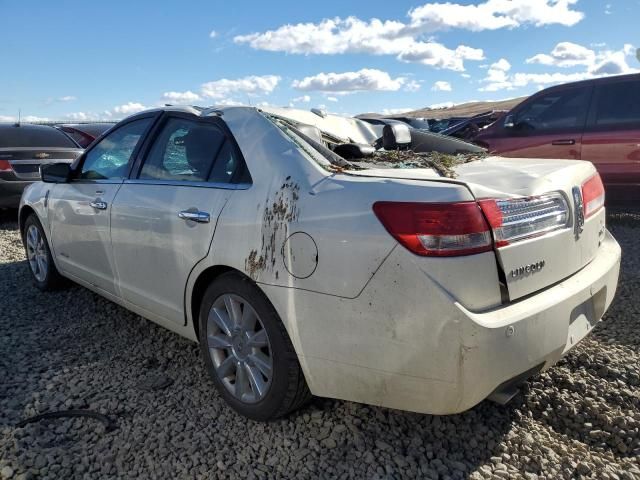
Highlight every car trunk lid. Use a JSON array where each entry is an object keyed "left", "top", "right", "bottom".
[
  {"left": 0, "top": 147, "right": 82, "bottom": 180},
  {"left": 345, "top": 156, "right": 606, "bottom": 301}
]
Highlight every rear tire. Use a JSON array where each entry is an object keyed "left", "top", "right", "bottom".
[
  {"left": 22, "top": 214, "right": 66, "bottom": 291},
  {"left": 198, "top": 272, "right": 311, "bottom": 421}
]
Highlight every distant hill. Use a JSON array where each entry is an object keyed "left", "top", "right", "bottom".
[{"left": 359, "top": 97, "right": 527, "bottom": 120}]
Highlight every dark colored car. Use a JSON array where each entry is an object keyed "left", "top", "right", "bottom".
[
  {"left": 440, "top": 110, "right": 506, "bottom": 141},
  {"left": 56, "top": 123, "right": 114, "bottom": 148},
  {"left": 428, "top": 117, "right": 468, "bottom": 133},
  {"left": 473, "top": 73, "right": 640, "bottom": 201},
  {"left": 0, "top": 123, "right": 83, "bottom": 208}
]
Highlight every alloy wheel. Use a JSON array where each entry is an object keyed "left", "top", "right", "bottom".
[
  {"left": 26, "top": 224, "right": 48, "bottom": 282},
  {"left": 207, "top": 293, "right": 273, "bottom": 403}
]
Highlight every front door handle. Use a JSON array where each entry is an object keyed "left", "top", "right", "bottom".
[
  {"left": 89, "top": 200, "right": 108, "bottom": 210},
  {"left": 178, "top": 210, "right": 210, "bottom": 223},
  {"left": 551, "top": 139, "right": 576, "bottom": 146}
]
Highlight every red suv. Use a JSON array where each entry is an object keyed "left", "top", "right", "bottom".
[{"left": 474, "top": 73, "right": 640, "bottom": 202}]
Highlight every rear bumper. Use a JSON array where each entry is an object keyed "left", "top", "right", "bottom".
[
  {"left": 454, "top": 230, "right": 620, "bottom": 411},
  {"left": 0, "top": 175, "right": 31, "bottom": 208},
  {"left": 265, "top": 230, "right": 621, "bottom": 415}
]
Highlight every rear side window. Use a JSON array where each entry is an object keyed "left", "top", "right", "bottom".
[
  {"left": 592, "top": 80, "right": 640, "bottom": 128},
  {"left": 79, "top": 118, "right": 152, "bottom": 180},
  {"left": 513, "top": 87, "right": 590, "bottom": 132},
  {"left": 139, "top": 118, "right": 232, "bottom": 183},
  {"left": 0, "top": 125, "right": 78, "bottom": 148}
]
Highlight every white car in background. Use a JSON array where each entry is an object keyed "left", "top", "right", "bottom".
[{"left": 19, "top": 106, "right": 621, "bottom": 421}]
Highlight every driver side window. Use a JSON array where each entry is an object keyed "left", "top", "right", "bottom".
[
  {"left": 79, "top": 118, "right": 152, "bottom": 180},
  {"left": 513, "top": 86, "right": 590, "bottom": 132}
]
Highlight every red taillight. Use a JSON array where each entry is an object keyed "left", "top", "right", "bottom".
[
  {"left": 372, "top": 201, "right": 493, "bottom": 257},
  {"left": 0, "top": 160, "right": 12, "bottom": 172},
  {"left": 582, "top": 173, "right": 605, "bottom": 218}
]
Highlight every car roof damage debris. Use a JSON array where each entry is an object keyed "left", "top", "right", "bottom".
[{"left": 347, "top": 150, "right": 488, "bottom": 179}]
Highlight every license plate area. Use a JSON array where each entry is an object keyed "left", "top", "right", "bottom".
[{"left": 564, "top": 286, "right": 607, "bottom": 354}]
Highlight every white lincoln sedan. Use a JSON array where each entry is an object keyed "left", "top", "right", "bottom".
[{"left": 19, "top": 106, "right": 621, "bottom": 421}]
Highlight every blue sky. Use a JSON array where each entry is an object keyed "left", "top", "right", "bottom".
[{"left": 0, "top": 0, "right": 638, "bottom": 121}]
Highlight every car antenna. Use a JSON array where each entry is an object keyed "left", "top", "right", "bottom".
[{"left": 14, "top": 109, "right": 21, "bottom": 127}]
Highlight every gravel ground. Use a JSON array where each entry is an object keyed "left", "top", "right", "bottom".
[{"left": 0, "top": 208, "right": 638, "bottom": 480}]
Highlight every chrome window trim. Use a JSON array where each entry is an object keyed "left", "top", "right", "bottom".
[
  {"left": 123, "top": 178, "right": 252, "bottom": 190},
  {"left": 70, "top": 179, "right": 125, "bottom": 185}
]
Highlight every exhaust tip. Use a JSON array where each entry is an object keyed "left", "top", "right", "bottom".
[
  {"left": 487, "top": 363, "right": 546, "bottom": 406},
  {"left": 488, "top": 386, "right": 519, "bottom": 405}
]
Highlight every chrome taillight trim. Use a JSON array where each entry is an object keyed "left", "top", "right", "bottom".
[{"left": 489, "top": 192, "right": 570, "bottom": 245}]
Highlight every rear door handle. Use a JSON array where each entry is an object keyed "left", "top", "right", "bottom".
[
  {"left": 551, "top": 139, "right": 575, "bottom": 146},
  {"left": 89, "top": 200, "right": 108, "bottom": 210},
  {"left": 178, "top": 210, "right": 210, "bottom": 223}
]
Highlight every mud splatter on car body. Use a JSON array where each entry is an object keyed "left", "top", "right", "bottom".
[{"left": 245, "top": 178, "right": 301, "bottom": 280}]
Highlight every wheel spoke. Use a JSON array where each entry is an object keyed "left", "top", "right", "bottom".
[
  {"left": 235, "top": 361, "right": 248, "bottom": 399},
  {"left": 245, "top": 363, "right": 267, "bottom": 398},
  {"left": 240, "top": 304, "right": 257, "bottom": 331},
  {"left": 209, "top": 307, "right": 233, "bottom": 336},
  {"left": 224, "top": 295, "right": 243, "bottom": 327},
  {"left": 248, "top": 351, "right": 272, "bottom": 379},
  {"left": 36, "top": 256, "right": 47, "bottom": 277},
  {"left": 216, "top": 355, "right": 235, "bottom": 378},
  {"left": 26, "top": 233, "right": 35, "bottom": 251},
  {"left": 208, "top": 333, "right": 232, "bottom": 349},
  {"left": 27, "top": 227, "right": 38, "bottom": 251},
  {"left": 247, "top": 329, "right": 268, "bottom": 348}
]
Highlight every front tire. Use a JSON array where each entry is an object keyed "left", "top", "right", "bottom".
[
  {"left": 198, "top": 272, "right": 311, "bottom": 421},
  {"left": 22, "top": 214, "right": 65, "bottom": 291}
]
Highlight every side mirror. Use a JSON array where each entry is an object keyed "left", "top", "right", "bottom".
[
  {"left": 40, "top": 162, "right": 72, "bottom": 183},
  {"left": 503, "top": 114, "right": 515, "bottom": 129}
]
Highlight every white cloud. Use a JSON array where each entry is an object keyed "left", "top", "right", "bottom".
[
  {"left": 382, "top": 108, "right": 415, "bottom": 115},
  {"left": 235, "top": 17, "right": 407, "bottom": 55},
  {"left": 397, "top": 43, "right": 484, "bottom": 71},
  {"left": 526, "top": 42, "right": 639, "bottom": 76},
  {"left": 431, "top": 80, "right": 452, "bottom": 91},
  {"left": 404, "top": 80, "right": 421, "bottom": 92},
  {"left": 211, "top": 99, "right": 245, "bottom": 106},
  {"left": 605, "top": 4, "right": 612, "bottom": 15},
  {"left": 113, "top": 102, "right": 147, "bottom": 115},
  {"left": 161, "top": 90, "right": 202, "bottom": 104},
  {"left": 326, "top": 96, "right": 338, "bottom": 102},
  {"left": 427, "top": 101, "right": 456, "bottom": 109},
  {"left": 292, "top": 68, "right": 407, "bottom": 94},
  {"left": 65, "top": 112, "right": 93, "bottom": 121},
  {"left": 209, "top": 30, "right": 218, "bottom": 38},
  {"left": 461, "top": 73, "right": 471, "bottom": 79},
  {"left": 58, "top": 96, "right": 77, "bottom": 102},
  {"left": 526, "top": 42, "right": 595, "bottom": 67},
  {"left": 234, "top": 17, "right": 484, "bottom": 71},
  {"left": 408, "top": 0, "right": 583, "bottom": 32},
  {"left": 482, "top": 43, "right": 639, "bottom": 92},
  {"left": 292, "top": 95, "right": 311, "bottom": 103},
  {"left": 234, "top": 1, "right": 582, "bottom": 70},
  {"left": 0, "top": 115, "right": 51, "bottom": 122},
  {"left": 201, "top": 75, "right": 280, "bottom": 99}
]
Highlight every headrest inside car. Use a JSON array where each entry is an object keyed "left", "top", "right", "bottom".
[
  {"left": 382, "top": 123, "right": 412, "bottom": 150},
  {"left": 332, "top": 143, "right": 375, "bottom": 159}
]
